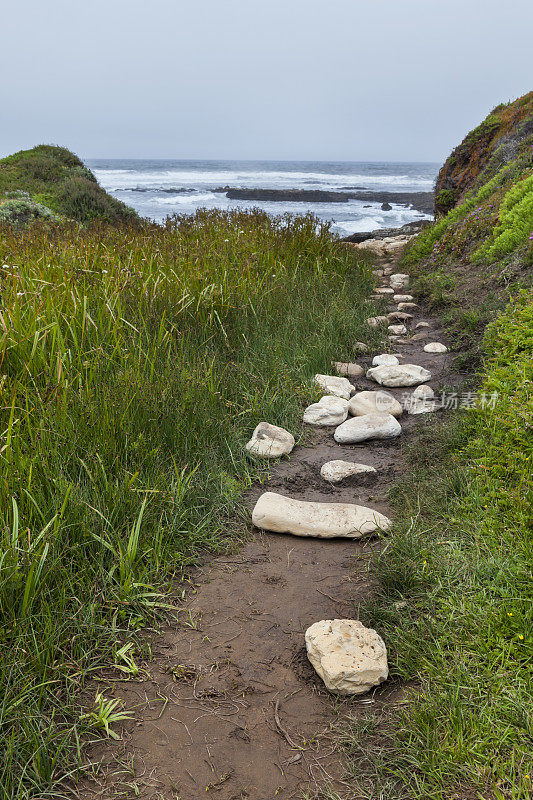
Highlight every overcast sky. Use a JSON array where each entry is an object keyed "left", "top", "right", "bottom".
[{"left": 2, "top": 0, "right": 531, "bottom": 162}]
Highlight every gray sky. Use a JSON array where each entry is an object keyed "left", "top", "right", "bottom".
[{"left": 2, "top": 0, "right": 531, "bottom": 162}]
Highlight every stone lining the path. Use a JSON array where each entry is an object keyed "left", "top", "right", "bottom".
[
  {"left": 252, "top": 492, "right": 392, "bottom": 538},
  {"left": 246, "top": 422, "right": 295, "bottom": 458}
]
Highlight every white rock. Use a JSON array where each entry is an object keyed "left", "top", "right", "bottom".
[
  {"left": 246, "top": 423, "right": 295, "bottom": 458},
  {"left": 372, "top": 269, "right": 384, "bottom": 277},
  {"left": 374, "top": 287, "right": 394, "bottom": 295},
  {"left": 366, "top": 364, "right": 431, "bottom": 387},
  {"left": 393, "top": 294, "right": 414, "bottom": 303},
  {"left": 404, "top": 391, "right": 438, "bottom": 415},
  {"left": 305, "top": 619, "right": 388, "bottom": 695},
  {"left": 334, "top": 413, "right": 401, "bottom": 443},
  {"left": 303, "top": 396, "right": 349, "bottom": 427},
  {"left": 354, "top": 341, "right": 369, "bottom": 353},
  {"left": 348, "top": 390, "right": 403, "bottom": 418},
  {"left": 415, "top": 321, "right": 431, "bottom": 329},
  {"left": 423, "top": 342, "right": 448, "bottom": 353},
  {"left": 366, "top": 316, "right": 389, "bottom": 328},
  {"left": 388, "top": 324, "right": 407, "bottom": 335},
  {"left": 372, "top": 354, "right": 399, "bottom": 367},
  {"left": 389, "top": 273, "right": 410, "bottom": 291},
  {"left": 413, "top": 384, "right": 435, "bottom": 400},
  {"left": 398, "top": 302, "right": 419, "bottom": 311},
  {"left": 387, "top": 312, "right": 413, "bottom": 323},
  {"left": 320, "top": 460, "right": 377, "bottom": 484},
  {"left": 252, "top": 492, "right": 391, "bottom": 538},
  {"left": 332, "top": 361, "right": 364, "bottom": 378},
  {"left": 314, "top": 374, "right": 352, "bottom": 400}
]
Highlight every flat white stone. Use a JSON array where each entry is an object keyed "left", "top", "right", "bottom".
[
  {"left": 423, "top": 342, "right": 448, "bottom": 353},
  {"left": 314, "top": 374, "right": 352, "bottom": 400},
  {"left": 332, "top": 361, "right": 364, "bottom": 378},
  {"left": 398, "top": 302, "right": 419, "bottom": 311},
  {"left": 334, "top": 413, "right": 401, "bottom": 443},
  {"left": 320, "top": 460, "right": 377, "bottom": 484},
  {"left": 389, "top": 273, "right": 409, "bottom": 291},
  {"left": 372, "top": 269, "right": 384, "bottom": 277},
  {"left": 303, "top": 396, "right": 349, "bottom": 427},
  {"left": 372, "top": 354, "right": 399, "bottom": 367},
  {"left": 415, "top": 321, "right": 431, "bottom": 329},
  {"left": 366, "top": 363, "right": 431, "bottom": 387},
  {"left": 348, "top": 391, "right": 403, "bottom": 418},
  {"left": 388, "top": 324, "right": 407, "bottom": 335},
  {"left": 374, "top": 287, "right": 394, "bottom": 295},
  {"left": 252, "top": 492, "right": 391, "bottom": 538},
  {"left": 387, "top": 312, "right": 413, "bottom": 323},
  {"left": 305, "top": 619, "right": 388, "bottom": 695},
  {"left": 366, "top": 316, "right": 389, "bottom": 328},
  {"left": 246, "top": 423, "right": 295, "bottom": 458},
  {"left": 393, "top": 294, "right": 414, "bottom": 303}
]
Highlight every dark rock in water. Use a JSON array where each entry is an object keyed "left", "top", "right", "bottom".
[
  {"left": 217, "top": 187, "right": 435, "bottom": 214},
  {"left": 363, "top": 204, "right": 371, "bottom": 208},
  {"left": 341, "top": 219, "right": 432, "bottom": 244},
  {"left": 381, "top": 202, "right": 392, "bottom": 211}
]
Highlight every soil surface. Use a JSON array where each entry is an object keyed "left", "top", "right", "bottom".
[{"left": 77, "top": 252, "right": 459, "bottom": 800}]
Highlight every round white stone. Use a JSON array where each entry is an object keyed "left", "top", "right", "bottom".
[
  {"left": 320, "top": 460, "right": 377, "bottom": 484},
  {"left": 314, "top": 374, "right": 353, "bottom": 400},
  {"left": 252, "top": 492, "right": 391, "bottom": 538},
  {"left": 332, "top": 361, "right": 364, "bottom": 378},
  {"left": 303, "top": 396, "right": 349, "bottom": 427},
  {"left": 393, "top": 294, "right": 414, "bottom": 303},
  {"left": 245, "top": 423, "right": 295, "bottom": 458},
  {"left": 372, "top": 354, "right": 400, "bottom": 367},
  {"left": 388, "top": 324, "right": 407, "bottom": 335},
  {"left": 366, "top": 364, "right": 431, "bottom": 387},
  {"left": 389, "top": 273, "right": 410, "bottom": 291},
  {"left": 423, "top": 342, "right": 448, "bottom": 353},
  {"left": 334, "top": 413, "right": 401, "bottom": 443},
  {"left": 348, "top": 390, "right": 403, "bottom": 418},
  {"left": 305, "top": 619, "right": 388, "bottom": 695}
]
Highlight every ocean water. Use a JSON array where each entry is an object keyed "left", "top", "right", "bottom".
[{"left": 88, "top": 159, "right": 439, "bottom": 236}]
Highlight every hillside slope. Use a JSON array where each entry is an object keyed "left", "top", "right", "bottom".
[{"left": 0, "top": 145, "right": 139, "bottom": 224}]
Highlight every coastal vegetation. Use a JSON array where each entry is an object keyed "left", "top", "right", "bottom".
[
  {"left": 0, "top": 145, "right": 139, "bottom": 224},
  {"left": 347, "top": 92, "right": 533, "bottom": 800},
  {"left": 0, "top": 204, "right": 377, "bottom": 798}
]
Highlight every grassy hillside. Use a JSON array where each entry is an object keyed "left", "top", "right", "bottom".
[
  {"left": 344, "top": 93, "right": 533, "bottom": 800},
  {"left": 0, "top": 208, "right": 380, "bottom": 798},
  {"left": 0, "top": 145, "right": 139, "bottom": 224}
]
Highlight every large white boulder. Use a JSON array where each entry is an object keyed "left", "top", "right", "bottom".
[
  {"left": 305, "top": 619, "right": 388, "bottom": 695},
  {"left": 245, "top": 423, "right": 295, "bottom": 458},
  {"left": 314, "top": 374, "right": 352, "bottom": 400},
  {"left": 372, "top": 354, "right": 399, "bottom": 367},
  {"left": 320, "top": 460, "right": 377, "bottom": 484},
  {"left": 334, "top": 413, "right": 401, "bottom": 443},
  {"left": 366, "top": 364, "right": 431, "bottom": 387},
  {"left": 348, "top": 390, "right": 403, "bottom": 418},
  {"left": 423, "top": 342, "right": 448, "bottom": 353},
  {"left": 332, "top": 361, "right": 364, "bottom": 378},
  {"left": 303, "top": 396, "right": 349, "bottom": 427},
  {"left": 252, "top": 492, "right": 391, "bottom": 538},
  {"left": 389, "top": 273, "right": 410, "bottom": 291}
]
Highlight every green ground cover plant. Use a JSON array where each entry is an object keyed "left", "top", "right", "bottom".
[{"left": 0, "top": 208, "right": 380, "bottom": 799}]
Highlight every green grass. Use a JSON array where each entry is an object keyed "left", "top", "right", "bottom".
[
  {"left": 344, "top": 291, "right": 533, "bottom": 800},
  {"left": 0, "top": 207, "right": 382, "bottom": 799},
  {"left": 0, "top": 145, "right": 139, "bottom": 224}
]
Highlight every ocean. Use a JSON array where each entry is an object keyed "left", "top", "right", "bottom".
[{"left": 88, "top": 159, "right": 439, "bottom": 237}]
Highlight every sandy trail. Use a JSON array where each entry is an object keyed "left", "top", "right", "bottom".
[{"left": 80, "top": 254, "right": 455, "bottom": 800}]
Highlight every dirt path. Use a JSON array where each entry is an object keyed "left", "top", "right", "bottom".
[{"left": 80, "top": 252, "right": 456, "bottom": 800}]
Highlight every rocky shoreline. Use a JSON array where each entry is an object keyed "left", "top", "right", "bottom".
[{"left": 213, "top": 187, "right": 435, "bottom": 214}]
